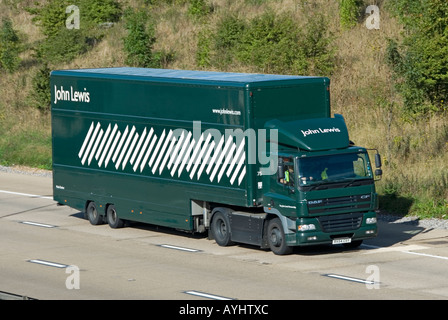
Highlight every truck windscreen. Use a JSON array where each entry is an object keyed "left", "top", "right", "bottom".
[{"left": 297, "top": 152, "right": 372, "bottom": 186}]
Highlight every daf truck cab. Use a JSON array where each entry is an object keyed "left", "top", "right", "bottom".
[{"left": 260, "top": 117, "right": 381, "bottom": 254}]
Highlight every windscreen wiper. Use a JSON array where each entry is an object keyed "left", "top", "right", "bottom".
[
  {"left": 343, "top": 178, "right": 368, "bottom": 188},
  {"left": 308, "top": 181, "right": 328, "bottom": 191}
]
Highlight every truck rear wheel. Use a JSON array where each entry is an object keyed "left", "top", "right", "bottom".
[
  {"left": 106, "top": 205, "right": 124, "bottom": 229},
  {"left": 211, "top": 210, "right": 233, "bottom": 247},
  {"left": 86, "top": 201, "right": 103, "bottom": 225},
  {"left": 267, "top": 218, "right": 293, "bottom": 255}
]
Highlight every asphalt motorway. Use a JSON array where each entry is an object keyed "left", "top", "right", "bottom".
[{"left": 1, "top": 169, "right": 448, "bottom": 302}]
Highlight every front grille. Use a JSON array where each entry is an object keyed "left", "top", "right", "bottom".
[
  {"left": 318, "top": 212, "right": 363, "bottom": 233},
  {"left": 307, "top": 194, "right": 371, "bottom": 214}
]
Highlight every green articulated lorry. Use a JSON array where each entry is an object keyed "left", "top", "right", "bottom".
[{"left": 51, "top": 67, "right": 382, "bottom": 255}]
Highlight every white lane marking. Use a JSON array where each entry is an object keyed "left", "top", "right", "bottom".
[
  {"left": 403, "top": 251, "right": 448, "bottom": 261},
  {"left": 21, "top": 221, "right": 57, "bottom": 228},
  {"left": 0, "top": 190, "right": 53, "bottom": 200},
  {"left": 362, "top": 243, "right": 448, "bottom": 260},
  {"left": 361, "top": 244, "right": 428, "bottom": 254},
  {"left": 184, "top": 290, "right": 233, "bottom": 300},
  {"left": 325, "top": 274, "right": 376, "bottom": 285},
  {"left": 28, "top": 259, "right": 69, "bottom": 268},
  {"left": 159, "top": 244, "right": 201, "bottom": 253}
]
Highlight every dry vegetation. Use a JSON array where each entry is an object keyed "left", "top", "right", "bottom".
[{"left": 0, "top": 0, "right": 447, "bottom": 218}]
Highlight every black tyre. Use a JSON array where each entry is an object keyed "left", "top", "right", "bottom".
[
  {"left": 86, "top": 201, "right": 103, "bottom": 225},
  {"left": 267, "top": 218, "right": 293, "bottom": 255},
  {"left": 211, "top": 210, "right": 233, "bottom": 247},
  {"left": 106, "top": 205, "right": 124, "bottom": 229}
]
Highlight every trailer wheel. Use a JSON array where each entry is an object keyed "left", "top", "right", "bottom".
[
  {"left": 86, "top": 201, "right": 103, "bottom": 225},
  {"left": 106, "top": 205, "right": 124, "bottom": 229},
  {"left": 211, "top": 210, "right": 233, "bottom": 247},
  {"left": 267, "top": 218, "right": 293, "bottom": 255}
]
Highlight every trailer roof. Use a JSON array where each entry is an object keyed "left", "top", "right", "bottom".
[{"left": 51, "top": 67, "right": 326, "bottom": 87}]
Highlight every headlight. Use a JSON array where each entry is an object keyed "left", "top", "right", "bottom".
[
  {"left": 366, "top": 217, "right": 377, "bottom": 224},
  {"left": 298, "top": 224, "right": 316, "bottom": 231}
]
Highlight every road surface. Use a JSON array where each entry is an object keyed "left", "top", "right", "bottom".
[{"left": 1, "top": 169, "right": 448, "bottom": 303}]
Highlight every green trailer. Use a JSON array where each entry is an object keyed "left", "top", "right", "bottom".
[{"left": 51, "top": 67, "right": 381, "bottom": 255}]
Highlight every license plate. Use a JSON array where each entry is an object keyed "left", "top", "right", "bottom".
[{"left": 332, "top": 238, "right": 351, "bottom": 245}]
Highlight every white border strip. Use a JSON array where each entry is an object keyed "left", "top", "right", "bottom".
[
  {"left": 184, "top": 290, "right": 233, "bottom": 300},
  {"left": 0, "top": 190, "right": 52, "bottom": 200}
]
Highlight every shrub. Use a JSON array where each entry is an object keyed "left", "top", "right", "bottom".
[
  {"left": 0, "top": 18, "right": 21, "bottom": 73},
  {"left": 123, "top": 9, "right": 159, "bottom": 68},
  {"left": 36, "top": 28, "right": 90, "bottom": 64},
  {"left": 213, "top": 14, "right": 246, "bottom": 67},
  {"left": 123, "top": 9, "right": 174, "bottom": 68},
  {"left": 29, "top": 64, "right": 51, "bottom": 111},
  {"left": 188, "top": 0, "right": 211, "bottom": 20},
  {"left": 338, "top": 0, "right": 362, "bottom": 29},
  {"left": 80, "top": 0, "right": 122, "bottom": 25},
  {"left": 237, "top": 11, "right": 303, "bottom": 74},
  {"left": 386, "top": 0, "right": 448, "bottom": 115},
  {"left": 27, "top": 0, "right": 122, "bottom": 37},
  {"left": 196, "top": 28, "right": 211, "bottom": 68},
  {"left": 302, "top": 14, "right": 335, "bottom": 76},
  {"left": 212, "top": 11, "right": 335, "bottom": 75},
  {"left": 27, "top": 0, "right": 122, "bottom": 65}
]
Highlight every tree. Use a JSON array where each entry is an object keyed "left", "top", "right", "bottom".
[
  {"left": 0, "top": 18, "right": 21, "bottom": 73},
  {"left": 386, "top": 0, "right": 448, "bottom": 114},
  {"left": 27, "top": 0, "right": 122, "bottom": 65},
  {"left": 123, "top": 9, "right": 174, "bottom": 68},
  {"left": 123, "top": 9, "right": 157, "bottom": 68}
]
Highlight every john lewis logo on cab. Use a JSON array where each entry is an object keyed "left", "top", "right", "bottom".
[{"left": 54, "top": 85, "right": 90, "bottom": 104}]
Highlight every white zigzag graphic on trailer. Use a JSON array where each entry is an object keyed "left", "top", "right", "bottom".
[{"left": 78, "top": 121, "right": 246, "bottom": 186}]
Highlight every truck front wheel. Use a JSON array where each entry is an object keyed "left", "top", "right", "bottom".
[
  {"left": 267, "top": 218, "right": 293, "bottom": 255},
  {"left": 211, "top": 210, "right": 233, "bottom": 247}
]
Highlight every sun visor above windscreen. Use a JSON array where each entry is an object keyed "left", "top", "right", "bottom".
[{"left": 265, "top": 114, "right": 350, "bottom": 151}]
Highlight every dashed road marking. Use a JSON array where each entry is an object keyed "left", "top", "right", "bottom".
[
  {"left": 159, "top": 244, "right": 201, "bottom": 253},
  {"left": 403, "top": 251, "right": 448, "bottom": 261},
  {"left": 27, "top": 259, "right": 69, "bottom": 268},
  {"left": 361, "top": 244, "right": 428, "bottom": 254},
  {"left": 184, "top": 290, "right": 233, "bottom": 300},
  {"left": 324, "top": 274, "right": 377, "bottom": 286},
  {"left": 0, "top": 189, "right": 53, "bottom": 200},
  {"left": 21, "top": 221, "right": 57, "bottom": 228}
]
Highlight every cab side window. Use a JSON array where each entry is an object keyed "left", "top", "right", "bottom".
[{"left": 278, "top": 157, "right": 294, "bottom": 187}]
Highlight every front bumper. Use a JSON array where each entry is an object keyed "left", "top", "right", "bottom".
[{"left": 285, "top": 211, "right": 378, "bottom": 247}]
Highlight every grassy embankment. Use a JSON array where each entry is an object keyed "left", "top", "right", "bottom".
[{"left": 0, "top": 0, "right": 447, "bottom": 218}]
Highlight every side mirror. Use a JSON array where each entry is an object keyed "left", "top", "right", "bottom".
[
  {"left": 278, "top": 165, "right": 285, "bottom": 180},
  {"left": 375, "top": 153, "right": 382, "bottom": 168},
  {"left": 374, "top": 153, "right": 382, "bottom": 179}
]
